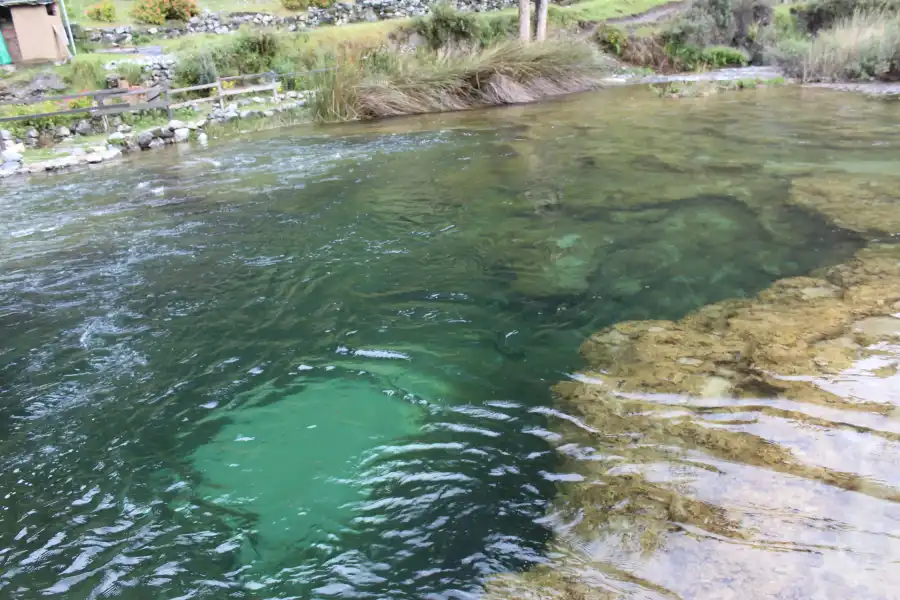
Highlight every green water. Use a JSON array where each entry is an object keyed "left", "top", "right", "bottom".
[{"left": 0, "top": 86, "right": 894, "bottom": 598}]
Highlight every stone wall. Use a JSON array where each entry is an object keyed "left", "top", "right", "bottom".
[{"left": 78, "top": 0, "right": 520, "bottom": 46}]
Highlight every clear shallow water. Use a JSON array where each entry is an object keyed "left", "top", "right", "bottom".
[{"left": 0, "top": 86, "right": 895, "bottom": 599}]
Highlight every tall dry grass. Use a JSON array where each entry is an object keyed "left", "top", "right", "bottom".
[
  {"left": 310, "top": 40, "right": 608, "bottom": 122},
  {"left": 779, "top": 11, "right": 900, "bottom": 80}
]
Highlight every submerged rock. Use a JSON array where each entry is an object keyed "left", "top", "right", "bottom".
[
  {"left": 790, "top": 175, "right": 900, "bottom": 236},
  {"left": 485, "top": 244, "right": 900, "bottom": 599}
]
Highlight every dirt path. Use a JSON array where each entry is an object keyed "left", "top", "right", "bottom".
[
  {"left": 580, "top": 0, "right": 688, "bottom": 41},
  {"left": 603, "top": 0, "right": 689, "bottom": 26}
]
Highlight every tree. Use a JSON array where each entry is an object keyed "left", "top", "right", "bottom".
[
  {"left": 535, "top": 0, "right": 548, "bottom": 41},
  {"left": 518, "top": 0, "right": 531, "bottom": 41}
]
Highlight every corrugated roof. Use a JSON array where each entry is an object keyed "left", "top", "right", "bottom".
[{"left": 0, "top": 0, "right": 57, "bottom": 6}]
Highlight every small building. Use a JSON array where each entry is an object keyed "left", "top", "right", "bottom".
[{"left": 0, "top": 0, "right": 71, "bottom": 65}]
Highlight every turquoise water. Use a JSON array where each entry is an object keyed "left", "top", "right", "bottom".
[{"left": 0, "top": 86, "right": 891, "bottom": 598}]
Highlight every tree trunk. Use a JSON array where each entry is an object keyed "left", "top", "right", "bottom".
[
  {"left": 535, "top": 0, "right": 548, "bottom": 41},
  {"left": 518, "top": 0, "right": 531, "bottom": 42}
]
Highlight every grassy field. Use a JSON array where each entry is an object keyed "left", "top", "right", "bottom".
[
  {"left": 67, "top": 0, "right": 672, "bottom": 27},
  {"left": 65, "top": 0, "right": 291, "bottom": 27}
]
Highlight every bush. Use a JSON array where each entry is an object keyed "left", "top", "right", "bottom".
[
  {"left": 310, "top": 0, "right": 334, "bottom": 7},
  {"left": 413, "top": 3, "right": 482, "bottom": 50},
  {"left": 63, "top": 59, "right": 107, "bottom": 90},
  {"left": 700, "top": 44, "right": 750, "bottom": 65},
  {"left": 118, "top": 62, "right": 146, "bottom": 86},
  {"left": 778, "top": 11, "right": 900, "bottom": 80},
  {"left": 174, "top": 49, "right": 219, "bottom": 88},
  {"left": 412, "top": 4, "right": 516, "bottom": 51},
  {"left": 666, "top": 0, "right": 773, "bottom": 52},
  {"left": 596, "top": 25, "right": 628, "bottom": 56},
  {"left": 132, "top": 0, "right": 199, "bottom": 25},
  {"left": 86, "top": 0, "right": 116, "bottom": 22},
  {"left": 280, "top": 0, "right": 308, "bottom": 10},
  {"left": 793, "top": 0, "right": 900, "bottom": 32},
  {"left": 224, "top": 29, "right": 282, "bottom": 73},
  {"left": 175, "top": 29, "right": 283, "bottom": 82}
]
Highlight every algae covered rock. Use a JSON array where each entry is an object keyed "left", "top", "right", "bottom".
[
  {"left": 484, "top": 244, "right": 900, "bottom": 600},
  {"left": 790, "top": 175, "right": 900, "bottom": 236}
]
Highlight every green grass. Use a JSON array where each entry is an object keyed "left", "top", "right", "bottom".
[
  {"left": 68, "top": 0, "right": 292, "bottom": 26},
  {"left": 557, "top": 0, "right": 672, "bottom": 21},
  {"left": 70, "top": 0, "right": 671, "bottom": 27}
]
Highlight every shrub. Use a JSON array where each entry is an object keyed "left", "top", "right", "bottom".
[
  {"left": 174, "top": 50, "right": 218, "bottom": 88},
  {"left": 778, "top": 11, "right": 900, "bottom": 80},
  {"left": 666, "top": 0, "right": 773, "bottom": 52},
  {"left": 224, "top": 29, "right": 282, "bottom": 73},
  {"left": 310, "top": 0, "right": 334, "bottom": 7},
  {"left": 86, "top": 0, "right": 116, "bottom": 22},
  {"left": 699, "top": 44, "right": 750, "bottom": 66},
  {"left": 596, "top": 25, "right": 628, "bottom": 56},
  {"left": 132, "top": 0, "right": 199, "bottom": 25},
  {"left": 118, "top": 62, "right": 146, "bottom": 86},
  {"left": 413, "top": 3, "right": 482, "bottom": 50},
  {"left": 280, "top": 0, "right": 308, "bottom": 10},
  {"left": 68, "top": 96, "right": 93, "bottom": 110},
  {"left": 411, "top": 4, "right": 516, "bottom": 50},
  {"left": 176, "top": 29, "right": 283, "bottom": 79},
  {"left": 64, "top": 59, "right": 107, "bottom": 90},
  {"left": 793, "top": 0, "right": 900, "bottom": 32}
]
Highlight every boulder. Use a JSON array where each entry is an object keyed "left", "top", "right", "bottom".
[
  {"left": 75, "top": 120, "right": 94, "bottom": 136},
  {"left": 197, "top": 132, "right": 208, "bottom": 145},
  {"left": 1, "top": 149, "right": 23, "bottom": 164},
  {"left": 157, "top": 127, "right": 174, "bottom": 139},
  {"left": 54, "top": 126, "right": 72, "bottom": 140},
  {"left": 0, "top": 162, "right": 19, "bottom": 178},
  {"left": 108, "top": 132, "right": 126, "bottom": 144},
  {"left": 167, "top": 119, "right": 187, "bottom": 131},
  {"left": 85, "top": 153, "right": 103, "bottom": 164},
  {"left": 137, "top": 131, "right": 155, "bottom": 149},
  {"left": 25, "top": 128, "right": 38, "bottom": 139},
  {"left": 173, "top": 128, "right": 190, "bottom": 143},
  {"left": 148, "top": 137, "right": 165, "bottom": 149},
  {"left": 102, "top": 147, "right": 122, "bottom": 161},
  {"left": 0, "top": 129, "right": 12, "bottom": 141},
  {"left": 117, "top": 124, "right": 133, "bottom": 134}
]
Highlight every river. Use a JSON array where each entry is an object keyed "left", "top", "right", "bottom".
[{"left": 1, "top": 85, "right": 898, "bottom": 599}]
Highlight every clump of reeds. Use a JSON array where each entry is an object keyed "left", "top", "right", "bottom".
[{"left": 309, "top": 39, "right": 608, "bottom": 122}]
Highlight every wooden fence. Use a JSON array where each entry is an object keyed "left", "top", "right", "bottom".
[{"left": 0, "top": 68, "right": 332, "bottom": 151}]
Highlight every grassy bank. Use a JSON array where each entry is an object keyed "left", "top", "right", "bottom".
[
  {"left": 776, "top": 9, "right": 900, "bottom": 81},
  {"left": 308, "top": 39, "right": 608, "bottom": 122}
]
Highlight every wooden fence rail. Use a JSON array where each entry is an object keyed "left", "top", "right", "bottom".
[{"left": 0, "top": 67, "right": 333, "bottom": 150}]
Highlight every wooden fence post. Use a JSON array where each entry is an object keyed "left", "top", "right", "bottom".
[
  {"left": 98, "top": 96, "right": 109, "bottom": 133},
  {"left": 270, "top": 72, "right": 279, "bottom": 102},
  {"left": 217, "top": 78, "right": 225, "bottom": 110},
  {"left": 164, "top": 83, "right": 173, "bottom": 121}
]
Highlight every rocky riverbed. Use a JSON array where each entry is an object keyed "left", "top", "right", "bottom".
[{"left": 482, "top": 164, "right": 900, "bottom": 598}]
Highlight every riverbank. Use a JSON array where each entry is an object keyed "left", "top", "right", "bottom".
[{"left": 9, "top": 61, "right": 900, "bottom": 181}]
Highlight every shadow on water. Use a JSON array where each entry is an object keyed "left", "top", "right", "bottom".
[{"left": 0, "top": 86, "right": 894, "bottom": 599}]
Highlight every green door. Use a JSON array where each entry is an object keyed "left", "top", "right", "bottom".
[{"left": 0, "top": 33, "right": 11, "bottom": 65}]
